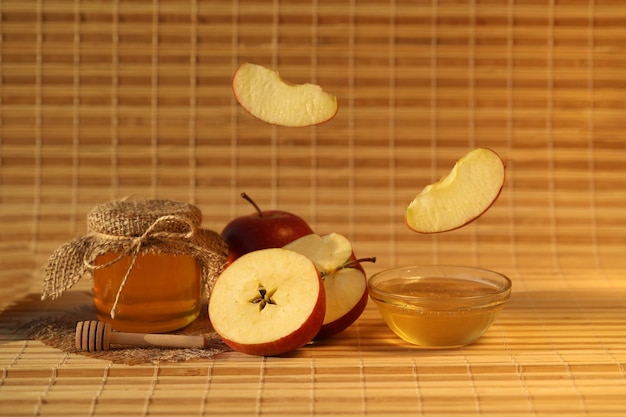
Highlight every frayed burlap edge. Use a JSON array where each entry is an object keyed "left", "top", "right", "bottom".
[{"left": 14, "top": 302, "right": 231, "bottom": 365}]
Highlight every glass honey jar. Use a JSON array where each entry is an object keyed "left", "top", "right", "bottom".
[
  {"left": 43, "top": 199, "right": 228, "bottom": 334},
  {"left": 92, "top": 251, "right": 202, "bottom": 333}
]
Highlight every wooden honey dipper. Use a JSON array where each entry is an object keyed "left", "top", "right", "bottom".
[{"left": 75, "top": 320, "right": 208, "bottom": 352}]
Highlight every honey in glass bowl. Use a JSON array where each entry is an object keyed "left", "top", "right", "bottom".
[{"left": 368, "top": 265, "right": 511, "bottom": 348}]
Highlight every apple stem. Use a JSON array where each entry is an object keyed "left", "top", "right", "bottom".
[
  {"left": 342, "top": 257, "right": 377, "bottom": 270},
  {"left": 320, "top": 256, "right": 377, "bottom": 280},
  {"left": 241, "top": 192, "right": 263, "bottom": 218}
]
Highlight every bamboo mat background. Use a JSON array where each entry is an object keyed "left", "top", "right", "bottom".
[{"left": 1, "top": 0, "right": 626, "bottom": 416}]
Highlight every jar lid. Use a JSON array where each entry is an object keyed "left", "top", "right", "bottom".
[{"left": 87, "top": 199, "right": 202, "bottom": 237}]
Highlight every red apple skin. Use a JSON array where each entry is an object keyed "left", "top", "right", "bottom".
[
  {"left": 222, "top": 209, "right": 314, "bottom": 262},
  {"left": 316, "top": 289, "right": 367, "bottom": 339},
  {"left": 315, "top": 255, "right": 368, "bottom": 339},
  {"left": 216, "top": 273, "right": 326, "bottom": 356}
]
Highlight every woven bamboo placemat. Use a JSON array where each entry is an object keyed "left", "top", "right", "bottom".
[
  {"left": 2, "top": 267, "right": 626, "bottom": 416},
  {"left": 2, "top": 0, "right": 626, "bottom": 415}
]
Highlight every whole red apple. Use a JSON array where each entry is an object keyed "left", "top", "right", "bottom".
[{"left": 221, "top": 193, "right": 314, "bottom": 262}]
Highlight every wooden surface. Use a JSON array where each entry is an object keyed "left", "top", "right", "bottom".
[{"left": 2, "top": 0, "right": 626, "bottom": 415}]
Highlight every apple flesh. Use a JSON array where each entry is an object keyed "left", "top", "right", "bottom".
[
  {"left": 283, "top": 233, "right": 375, "bottom": 339},
  {"left": 232, "top": 62, "right": 338, "bottom": 127},
  {"left": 208, "top": 248, "right": 325, "bottom": 356},
  {"left": 221, "top": 193, "right": 314, "bottom": 262},
  {"left": 406, "top": 147, "right": 505, "bottom": 234}
]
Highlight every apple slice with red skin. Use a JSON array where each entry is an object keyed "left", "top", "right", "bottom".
[
  {"left": 283, "top": 233, "right": 375, "bottom": 339},
  {"left": 406, "top": 147, "right": 506, "bottom": 234},
  {"left": 208, "top": 248, "right": 325, "bottom": 356},
  {"left": 221, "top": 193, "right": 314, "bottom": 263},
  {"left": 232, "top": 62, "right": 338, "bottom": 127}
]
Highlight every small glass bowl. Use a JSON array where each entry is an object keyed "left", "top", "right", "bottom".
[{"left": 368, "top": 265, "right": 511, "bottom": 348}]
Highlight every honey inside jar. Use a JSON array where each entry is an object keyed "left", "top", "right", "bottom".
[
  {"left": 93, "top": 252, "right": 201, "bottom": 333},
  {"left": 370, "top": 275, "right": 509, "bottom": 348}
]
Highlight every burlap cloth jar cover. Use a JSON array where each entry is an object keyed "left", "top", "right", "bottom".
[
  {"left": 32, "top": 199, "right": 231, "bottom": 363},
  {"left": 42, "top": 199, "right": 228, "bottom": 303}
]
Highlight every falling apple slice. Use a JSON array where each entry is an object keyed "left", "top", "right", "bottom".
[
  {"left": 284, "top": 233, "right": 374, "bottom": 339},
  {"left": 232, "top": 63, "right": 338, "bottom": 127},
  {"left": 406, "top": 147, "right": 505, "bottom": 233}
]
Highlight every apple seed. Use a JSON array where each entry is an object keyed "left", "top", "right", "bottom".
[{"left": 250, "top": 286, "right": 277, "bottom": 311}]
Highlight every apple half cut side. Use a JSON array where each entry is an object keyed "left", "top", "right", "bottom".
[
  {"left": 208, "top": 248, "right": 325, "bottom": 356},
  {"left": 232, "top": 63, "right": 338, "bottom": 127},
  {"left": 405, "top": 147, "right": 506, "bottom": 234},
  {"left": 283, "top": 233, "right": 373, "bottom": 339}
]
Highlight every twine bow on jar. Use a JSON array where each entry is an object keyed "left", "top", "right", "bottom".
[{"left": 42, "top": 199, "right": 229, "bottom": 317}]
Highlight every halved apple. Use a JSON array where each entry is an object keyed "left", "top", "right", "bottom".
[
  {"left": 283, "top": 233, "right": 374, "bottom": 339},
  {"left": 406, "top": 147, "right": 505, "bottom": 233},
  {"left": 232, "top": 62, "right": 338, "bottom": 127},
  {"left": 208, "top": 248, "right": 325, "bottom": 356}
]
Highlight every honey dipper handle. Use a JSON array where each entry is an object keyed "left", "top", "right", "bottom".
[
  {"left": 75, "top": 320, "right": 206, "bottom": 351},
  {"left": 109, "top": 330, "right": 206, "bottom": 349}
]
